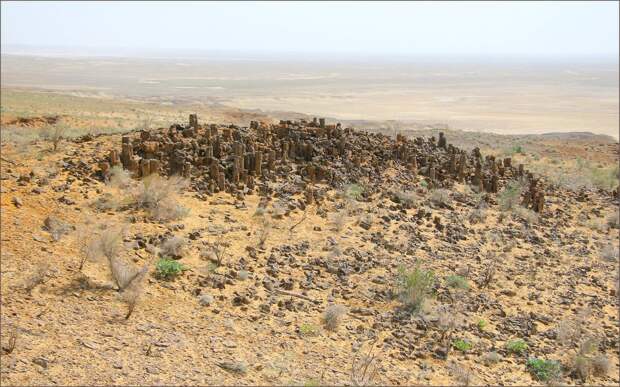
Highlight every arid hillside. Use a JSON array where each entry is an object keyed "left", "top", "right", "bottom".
[{"left": 0, "top": 110, "right": 618, "bottom": 386}]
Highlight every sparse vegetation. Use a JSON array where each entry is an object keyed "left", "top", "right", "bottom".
[
  {"left": 155, "top": 258, "right": 186, "bottom": 280},
  {"left": 134, "top": 174, "right": 189, "bottom": 221},
  {"left": 200, "top": 240, "right": 231, "bottom": 266},
  {"left": 453, "top": 339, "right": 472, "bottom": 352},
  {"left": 498, "top": 179, "right": 524, "bottom": 211},
  {"left": 600, "top": 243, "right": 618, "bottom": 262},
  {"left": 22, "top": 262, "right": 51, "bottom": 293},
  {"left": 256, "top": 215, "right": 272, "bottom": 248},
  {"left": 330, "top": 210, "right": 347, "bottom": 232},
  {"left": 393, "top": 190, "right": 417, "bottom": 207},
  {"left": 446, "top": 275, "right": 469, "bottom": 290},
  {"left": 108, "top": 165, "right": 132, "bottom": 188},
  {"left": 322, "top": 304, "right": 346, "bottom": 331},
  {"left": 159, "top": 236, "right": 186, "bottom": 259},
  {"left": 482, "top": 351, "right": 501, "bottom": 366},
  {"left": 429, "top": 189, "right": 452, "bottom": 207},
  {"left": 527, "top": 358, "right": 562, "bottom": 382},
  {"left": 506, "top": 339, "right": 528, "bottom": 354},
  {"left": 299, "top": 323, "right": 319, "bottom": 336},
  {"left": 396, "top": 265, "right": 435, "bottom": 313},
  {"left": 350, "top": 343, "right": 380, "bottom": 386},
  {"left": 40, "top": 123, "right": 67, "bottom": 151}
]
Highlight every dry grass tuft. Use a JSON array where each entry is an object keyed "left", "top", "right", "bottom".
[
  {"left": 134, "top": 174, "right": 189, "bottom": 221},
  {"left": 323, "top": 304, "right": 347, "bottom": 331}
]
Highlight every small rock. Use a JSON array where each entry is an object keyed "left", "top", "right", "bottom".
[
  {"left": 199, "top": 294, "right": 214, "bottom": 306},
  {"left": 12, "top": 197, "right": 22, "bottom": 208},
  {"left": 32, "top": 357, "right": 48, "bottom": 368}
]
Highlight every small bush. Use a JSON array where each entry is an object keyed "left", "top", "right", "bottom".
[
  {"left": 322, "top": 304, "right": 346, "bottom": 331},
  {"left": 159, "top": 236, "right": 186, "bottom": 259},
  {"left": 526, "top": 358, "right": 561, "bottom": 382},
  {"left": 345, "top": 184, "right": 364, "bottom": 201},
  {"left": 591, "top": 354, "right": 611, "bottom": 376},
  {"left": 108, "top": 166, "right": 132, "bottom": 189},
  {"left": 448, "top": 362, "right": 474, "bottom": 386},
  {"left": 506, "top": 339, "right": 528, "bottom": 354},
  {"left": 394, "top": 190, "right": 417, "bottom": 207},
  {"left": 299, "top": 323, "right": 319, "bottom": 336},
  {"left": 453, "top": 339, "right": 472, "bottom": 352},
  {"left": 396, "top": 265, "right": 435, "bottom": 313},
  {"left": 256, "top": 215, "right": 272, "bottom": 248},
  {"left": 155, "top": 258, "right": 186, "bottom": 280},
  {"left": 482, "top": 351, "right": 501, "bottom": 366},
  {"left": 446, "top": 275, "right": 469, "bottom": 290},
  {"left": 498, "top": 180, "right": 524, "bottom": 211},
  {"left": 40, "top": 124, "right": 67, "bottom": 151},
  {"left": 119, "top": 265, "right": 148, "bottom": 319},
  {"left": 468, "top": 207, "right": 487, "bottom": 224},
  {"left": 477, "top": 319, "right": 487, "bottom": 331},
  {"left": 22, "top": 262, "right": 51, "bottom": 293},
  {"left": 601, "top": 243, "right": 618, "bottom": 262},
  {"left": 330, "top": 210, "right": 347, "bottom": 232},
  {"left": 513, "top": 207, "right": 539, "bottom": 225},
  {"left": 134, "top": 175, "right": 189, "bottom": 221},
  {"left": 429, "top": 189, "right": 452, "bottom": 207}
]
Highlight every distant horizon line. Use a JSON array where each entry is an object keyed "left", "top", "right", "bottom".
[{"left": 2, "top": 44, "right": 618, "bottom": 63}]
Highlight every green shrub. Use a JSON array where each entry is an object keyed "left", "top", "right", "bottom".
[
  {"left": 396, "top": 265, "right": 435, "bottom": 313},
  {"left": 453, "top": 339, "right": 472, "bottom": 352},
  {"left": 345, "top": 184, "right": 364, "bottom": 200},
  {"left": 299, "top": 323, "right": 319, "bottom": 336},
  {"left": 498, "top": 180, "right": 524, "bottom": 211},
  {"left": 526, "top": 358, "right": 561, "bottom": 382},
  {"left": 446, "top": 275, "right": 469, "bottom": 290},
  {"left": 155, "top": 258, "right": 186, "bottom": 280},
  {"left": 477, "top": 319, "right": 487, "bottom": 331},
  {"left": 506, "top": 339, "right": 528, "bottom": 354}
]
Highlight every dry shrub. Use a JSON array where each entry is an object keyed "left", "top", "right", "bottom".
[
  {"left": 134, "top": 174, "right": 189, "bottom": 221},
  {"left": 600, "top": 243, "right": 619, "bottom": 262},
  {"left": 469, "top": 208, "right": 487, "bottom": 224},
  {"left": 119, "top": 265, "right": 148, "bottom": 319},
  {"left": 323, "top": 304, "right": 347, "bottom": 331},
  {"left": 479, "top": 252, "right": 498, "bottom": 288},
  {"left": 330, "top": 210, "right": 347, "bottom": 232},
  {"left": 429, "top": 189, "right": 452, "bottom": 207},
  {"left": 159, "top": 236, "right": 186, "bottom": 259},
  {"left": 108, "top": 165, "right": 132, "bottom": 189},
  {"left": 350, "top": 342, "right": 380, "bottom": 386},
  {"left": 448, "top": 362, "right": 474, "bottom": 386},
  {"left": 591, "top": 354, "right": 611, "bottom": 376},
  {"left": 607, "top": 210, "right": 619, "bottom": 229},
  {"left": 556, "top": 308, "right": 590, "bottom": 346},
  {"left": 22, "top": 262, "right": 51, "bottom": 293},
  {"left": 513, "top": 206, "right": 539, "bottom": 225},
  {"left": 200, "top": 240, "right": 230, "bottom": 266},
  {"left": 586, "top": 218, "right": 608, "bottom": 232},
  {"left": 256, "top": 215, "right": 272, "bottom": 248},
  {"left": 40, "top": 124, "right": 67, "bottom": 151},
  {"left": 394, "top": 190, "right": 417, "bottom": 208}
]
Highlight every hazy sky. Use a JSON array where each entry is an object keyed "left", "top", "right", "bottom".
[{"left": 1, "top": 1, "right": 618, "bottom": 57}]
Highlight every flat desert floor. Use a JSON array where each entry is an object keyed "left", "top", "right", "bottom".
[{"left": 1, "top": 54, "right": 618, "bottom": 138}]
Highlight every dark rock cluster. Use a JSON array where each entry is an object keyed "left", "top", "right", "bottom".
[{"left": 99, "top": 114, "right": 545, "bottom": 212}]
